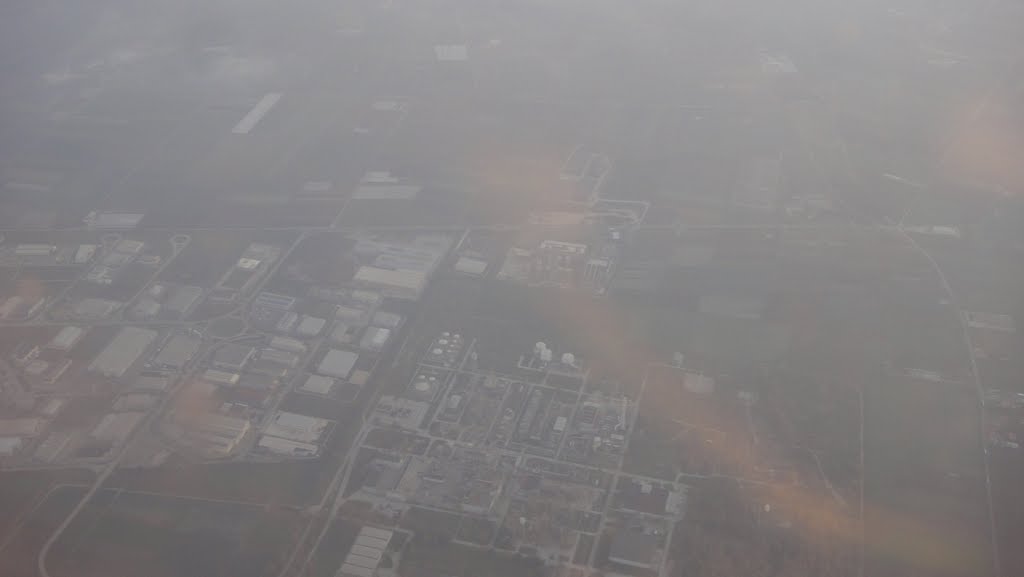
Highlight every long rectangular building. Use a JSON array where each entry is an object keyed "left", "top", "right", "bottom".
[
  {"left": 353, "top": 266, "right": 428, "bottom": 300},
  {"left": 88, "top": 327, "right": 158, "bottom": 379}
]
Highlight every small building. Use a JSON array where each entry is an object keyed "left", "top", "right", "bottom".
[
  {"left": 268, "top": 336, "right": 307, "bottom": 354},
  {"left": 330, "top": 322, "right": 356, "bottom": 345},
  {"left": 296, "top": 315, "right": 327, "bottom": 338},
  {"left": 370, "top": 311, "right": 403, "bottom": 329},
  {"left": 608, "top": 531, "right": 659, "bottom": 570},
  {"left": 359, "top": 326, "right": 392, "bottom": 352},
  {"left": 84, "top": 212, "right": 144, "bottom": 229},
  {"left": 372, "top": 396, "right": 429, "bottom": 430},
  {"left": 335, "top": 306, "right": 369, "bottom": 325},
  {"left": 318, "top": 349, "right": 359, "bottom": 379},
  {"left": 74, "top": 244, "right": 97, "bottom": 264},
  {"left": 454, "top": 256, "right": 488, "bottom": 277},
  {"left": 253, "top": 292, "right": 296, "bottom": 311},
  {"left": 14, "top": 244, "right": 56, "bottom": 256},
  {"left": 202, "top": 369, "right": 240, "bottom": 386},
  {"left": 0, "top": 436, "right": 23, "bottom": 457},
  {"left": 434, "top": 44, "right": 469, "bottom": 61}
]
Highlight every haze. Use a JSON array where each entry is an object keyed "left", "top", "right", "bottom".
[{"left": 0, "top": 2, "right": 1022, "bottom": 577}]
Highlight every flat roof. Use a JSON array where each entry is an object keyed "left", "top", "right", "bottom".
[
  {"left": 338, "top": 564, "right": 374, "bottom": 577},
  {"left": 359, "top": 526, "right": 394, "bottom": 541},
  {"left": 88, "top": 327, "right": 158, "bottom": 379},
  {"left": 352, "top": 183, "right": 421, "bottom": 200},
  {"left": 232, "top": 92, "right": 282, "bottom": 134},
  {"left": 300, "top": 374, "right": 336, "bottom": 395},
  {"left": 318, "top": 349, "right": 359, "bottom": 379},
  {"left": 355, "top": 535, "right": 390, "bottom": 550},
  {"left": 608, "top": 531, "right": 658, "bottom": 568}
]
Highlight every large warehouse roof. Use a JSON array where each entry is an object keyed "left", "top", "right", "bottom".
[
  {"left": 88, "top": 327, "right": 158, "bottom": 379},
  {"left": 318, "top": 349, "right": 359, "bottom": 379}
]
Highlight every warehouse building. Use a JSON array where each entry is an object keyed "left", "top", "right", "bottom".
[
  {"left": 318, "top": 349, "right": 359, "bottom": 379},
  {"left": 299, "top": 374, "right": 336, "bottom": 396},
  {"left": 47, "top": 326, "right": 85, "bottom": 351},
  {"left": 0, "top": 418, "right": 45, "bottom": 437},
  {"left": 151, "top": 333, "right": 201, "bottom": 370},
  {"left": 88, "top": 327, "right": 158, "bottom": 380},
  {"left": 262, "top": 411, "right": 330, "bottom": 444},
  {"left": 212, "top": 344, "right": 255, "bottom": 372},
  {"left": 607, "top": 531, "right": 659, "bottom": 570},
  {"left": 257, "top": 435, "right": 319, "bottom": 457},
  {"left": 90, "top": 411, "right": 146, "bottom": 445},
  {"left": 353, "top": 266, "right": 428, "bottom": 300},
  {"left": 338, "top": 526, "right": 393, "bottom": 577},
  {"left": 359, "top": 327, "right": 392, "bottom": 352}
]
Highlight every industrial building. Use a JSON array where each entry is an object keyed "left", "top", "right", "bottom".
[
  {"left": 359, "top": 326, "right": 392, "bottom": 352},
  {"left": 47, "top": 326, "right": 85, "bottom": 351},
  {"left": 252, "top": 291, "right": 296, "bottom": 311},
  {"left": 151, "top": 333, "right": 201, "bottom": 370},
  {"left": 295, "top": 315, "right": 327, "bottom": 338},
  {"left": 299, "top": 374, "right": 336, "bottom": 396},
  {"left": 14, "top": 243, "right": 56, "bottom": 256},
  {"left": 0, "top": 436, "right": 23, "bottom": 457},
  {"left": 318, "top": 349, "right": 359, "bottom": 379},
  {"left": 202, "top": 369, "right": 241, "bottom": 386},
  {"left": 454, "top": 255, "right": 488, "bottom": 277},
  {"left": 353, "top": 266, "right": 428, "bottom": 300},
  {"left": 83, "top": 211, "right": 144, "bottom": 229},
  {"left": 212, "top": 344, "right": 255, "bottom": 372},
  {"left": 163, "top": 285, "right": 203, "bottom": 318},
  {"left": 257, "top": 435, "right": 319, "bottom": 457},
  {"left": 90, "top": 412, "right": 146, "bottom": 445},
  {"left": 262, "top": 411, "right": 329, "bottom": 444},
  {"left": 370, "top": 310, "right": 403, "bottom": 329},
  {"left": 607, "top": 531, "right": 659, "bottom": 569},
  {"left": 172, "top": 411, "right": 251, "bottom": 457},
  {"left": 371, "top": 396, "right": 429, "bottom": 430},
  {"left": 0, "top": 295, "right": 45, "bottom": 321},
  {"left": 337, "top": 526, "right": 393, "bottom": 577},
  {"left": 0, "top": 418, "right": 45, "bottom": 437},
  {"left": 71, "top": 298, "right": 121, "bottom": 320},
  {"left": 268, "top": 336, "right": 306, "bottom": 354},
  {"left": 88, "top": 327, "right": 159, "bottom": 380},
  {"left": 258, "top": 348, "right": 300, "bottom": 369}
]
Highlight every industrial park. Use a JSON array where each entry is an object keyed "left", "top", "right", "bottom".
[{"left": 2, "top": 2, "right": 1024, "bottom": 577}]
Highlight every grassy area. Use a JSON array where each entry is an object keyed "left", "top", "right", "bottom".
[
  {"left": 48, "top": 490, "right": 304, "bottom": 577},
  {"left": 863, "top": 373, "right": 992, "bottom": 577},
  {"left": 400, "top": 536, "right": 544, "bottom": 577}
]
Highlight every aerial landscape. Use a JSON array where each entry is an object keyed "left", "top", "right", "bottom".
[{"left": 1, "top": 1, "right": 1023, "bottom": 577}]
